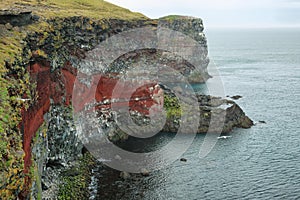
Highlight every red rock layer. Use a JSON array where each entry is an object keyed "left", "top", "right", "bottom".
[{"left": 21, "top": 61, "right": 163, "bottom": 172}]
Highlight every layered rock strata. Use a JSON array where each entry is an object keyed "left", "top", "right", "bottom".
[{"left": 0, "top": 6, "right": 252, "bottom": 199}]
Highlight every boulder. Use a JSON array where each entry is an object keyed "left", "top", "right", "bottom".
[
  {"left": 230, "top": 95, "right": 243, "bottom": 100},
  {"left": 120, "top": 171, "right": 131, "bottom": 179},
  {"left": 140, "top": 168, "right": 150, "bottom": 177},
  {"left": 0, "top": 9, "right": 38, "bottom": 26}
]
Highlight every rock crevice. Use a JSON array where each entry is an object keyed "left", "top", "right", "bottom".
[{"left": 0, "top": 9, "right": 38, "bottom": 26}]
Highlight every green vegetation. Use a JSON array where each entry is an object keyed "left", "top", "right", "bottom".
[
  {"left": 0, "top": 64, "right": 29, "bottom": 199},
  {"left": 0, "top": 0, "right": 147, "bottom": 66},
  {"left": 159, "top": 15, "right": 191, "bottom": 21},
  {"left": 31, "top": 122, "right": 48, "bottom": 200},
  {"left": 58, "top": 153, "right": 95, "bottom": 200},
  {"left": 164, "top": 94, "right": 182, "bottom": 118},
  {"left": 160, "top": 15, "right": 182, "bottom": 20},
  {"left": 1, "top": 0, "right": 147, "bottom": 21}
]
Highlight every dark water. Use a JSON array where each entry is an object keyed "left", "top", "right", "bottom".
[{"left": 94, "top": 28, "right": 300, "bottom": 200}]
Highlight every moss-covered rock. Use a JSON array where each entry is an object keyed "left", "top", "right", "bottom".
[{"left": 58, "top": 152, "right": 96, "bottom": 200}]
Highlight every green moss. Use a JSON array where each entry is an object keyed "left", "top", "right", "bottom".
[
  {"left": 58, "top": 153, "right": 95, "bottom": 200},
  {"left": 164, "top": 94, "right": 182, "bottom": 118}
]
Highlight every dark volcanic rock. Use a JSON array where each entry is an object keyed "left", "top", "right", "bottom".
[
  {"left": 230, "top": 95, "right": 243, "bottom": 100},
  {"left": 159, "top": 15, "right": 210, "bottom": 83},
  {"left": 0, "top": 9, "right": 38, "bottom": 26},
  {"left": 163, "top": 94, "right": 253, "bottom": 134},
  {"left": 258, "top": 120, "right": 267, "bottom": 124}
]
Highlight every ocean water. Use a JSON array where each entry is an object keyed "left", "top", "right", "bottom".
[{"left": 94, "top": 28, "right": 300, "bottom": 200}]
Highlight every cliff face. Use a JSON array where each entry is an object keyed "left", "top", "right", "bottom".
[{"left": 0, "top": 1, "right": 252, "bottom": 199}]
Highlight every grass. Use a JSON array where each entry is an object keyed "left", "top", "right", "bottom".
[
  {"left": 159, "top": 15, "right": 194, "bottom": 21},
  {"left": 0, "top": 0, "right": 148, "bottom": 67},
  {"left": 0, "top": 0, "right": 147, "bottom": 20},
  {"left": 0, "top": 0, "right": 148, "bottom": 69}
]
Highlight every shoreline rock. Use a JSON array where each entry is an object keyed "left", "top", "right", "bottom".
[
  {"left": 0, "top": 4, "right": 253, "bottom": 199},
  {"left": 163, "top": 94, "right": 253, "bottom": 134},
  {"left": 230, "top": 95, "right": 243, "bottom": 100}
]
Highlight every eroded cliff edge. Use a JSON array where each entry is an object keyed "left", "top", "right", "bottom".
[{"left": 0, "top": 1, "right": 253, "bottom": 199}]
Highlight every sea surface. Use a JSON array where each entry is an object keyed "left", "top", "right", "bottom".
[{"left": 92, "top": 28, "right": 300, "bottom": 200}]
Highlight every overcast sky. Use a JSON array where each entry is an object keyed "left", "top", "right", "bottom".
[{"left": 106, "top": 0, "right": 300, "bottom": 28}]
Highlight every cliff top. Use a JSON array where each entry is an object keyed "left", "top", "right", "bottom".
[
  {"left": 0, "top": 0, "right": 147, "bottom": 20},
  {"left": 160, "top": 15, "right": 201, "bottom": 21},
  {"left": 0, "top": 0, "right": 148, "bottom": 68}
]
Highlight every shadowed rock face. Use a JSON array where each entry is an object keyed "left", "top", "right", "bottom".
[{"left": 0, "top": 9, "right": 38, "bottom": 26}]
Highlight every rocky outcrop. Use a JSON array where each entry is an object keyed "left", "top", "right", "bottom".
[
  {"left": 197, "top": 95, "right": 253, "bottom": 133},
  {"left": 162, "top": 94, "right": 253, "bottom": 134},
  {"left": 159, "top": 15, "right": 211, "bottom": 83},
  {"left": 0, "top": 9, "right": 38, "bottom": 26},
  {"left": 0, "top": 3, "right": 252, "bottom": 199}
]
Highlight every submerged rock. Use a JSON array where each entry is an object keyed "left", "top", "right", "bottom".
[
  {"left": 230, "top": 95, "right": 243, "bottom": 100},
  {"left": 140, "top": 168, "right": 150, "bottom": 177},
  {"left": 258, "top": 120, "right": 267, "bottom": 124},
  {"left": 120, "top": 171, "right": 131, "bottom": 179}
]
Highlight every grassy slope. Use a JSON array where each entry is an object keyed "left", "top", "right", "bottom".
[
  {"left": 0, "top": 0, "right": 147, "bottom": 20},
  {"left": 0, "top": 0, "right": 147, "bottom": 67},
  {"left": 0, "top": 1, "right": 147, "bottom": 198}
]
